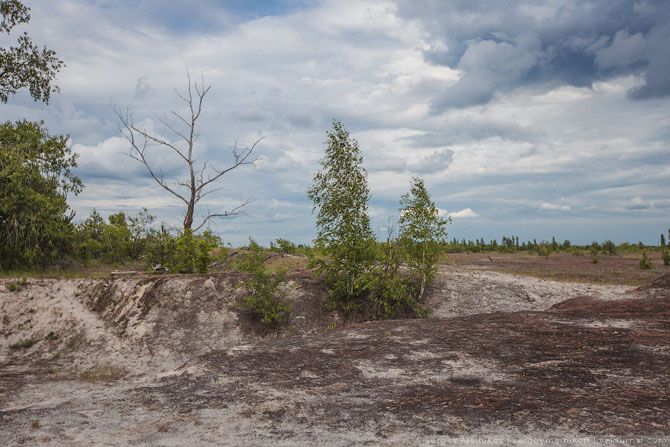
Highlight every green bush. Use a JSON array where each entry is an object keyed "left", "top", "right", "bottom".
[
  {"left": 639, "top": 252, "right": 652, "bottom": 270},
  {"left": 271, "top": 238, "right": 297, "bottom": 254},
  {"left": 173, "top": 229, "right": 211, "bottom": 274},
  {"left": 195, "top": 240, "right": 210, "bottom": 273},
  {"left": 662, "top": 249, "right": 670, "bottom": 267},
  {"left": 174, "top": 230, "right": 197, "bottom": 273},
  {"left": 363, "top": 270, "right": 429, "bottom": 320},
  {"left": 146, "top": 224, "right": 176, "bottom": 267},
  {"left": 237, "top": 239, "right": 291, "bottom": 329},
  {"left": 535, "top": 245, "right": 549, "bottom": 259}
]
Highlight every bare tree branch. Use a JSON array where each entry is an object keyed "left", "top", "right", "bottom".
[
  {"left": 197, "top": 136, "right": 263, "bottom": 193},
  {"left": 114, "top": 73, "right": 261, "bottom": 231},
  {"left": 192, "top": 200, "right": 251, "bottom": 232}
]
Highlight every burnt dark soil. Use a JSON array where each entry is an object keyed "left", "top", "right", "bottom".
[{"left": 132, "top": 289, "right": 669, "bottom": 438}]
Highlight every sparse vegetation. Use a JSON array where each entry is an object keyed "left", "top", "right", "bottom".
[
  {"left": 237, "top": 239, "right": 292, "bottom": 329},
  {"left": 79, "top": 366, "right": 125, "bottom": 382},
  {"left": 639, "top": 252, "right": 652, "bottom": 270},
  {"left": 6, "top": 276, "right": 27, "bottom": 291},
  {"left": 9, "top": 338, "right": 36, "bottom": 350}
]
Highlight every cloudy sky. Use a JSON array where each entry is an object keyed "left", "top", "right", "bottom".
[{"left": 3, "top": 0, "right": 669, "bottom": 245}]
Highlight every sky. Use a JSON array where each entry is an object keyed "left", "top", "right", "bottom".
[{"left": 2, "top": 0, "right": 669, "bottom": 246}]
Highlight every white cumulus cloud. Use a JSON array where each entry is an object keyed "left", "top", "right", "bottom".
[
  {"left": 540, "top": 202, "right": 571, "bottom": 211},
  {"left": 448, "top": 208, "right": 479, "bottom": 219}
]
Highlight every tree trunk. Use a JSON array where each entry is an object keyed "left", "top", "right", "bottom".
[{"left": 183, "top": 201, "right": 194, "bottom": 230}]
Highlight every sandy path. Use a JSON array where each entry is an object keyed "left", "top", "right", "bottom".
[{"left": 427, "top": 268, "right": 634, "bottom": 318}]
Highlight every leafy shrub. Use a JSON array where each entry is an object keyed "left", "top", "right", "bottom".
[
  {"left": 146, "top": 224, "right": 176, "bottom": 267},
  {"left": 174, "top": 230, "right": 197, "bottom": 273},
  {"left": 237, "top": 239, "right": 291, "bottom": 329},
  {"left": 592, "top": 255, "right": 599, "bottom": 264},
  {"left": 662, "top": 249, "right": 670, "bottom": 267},
  {"left": 211, "top": 246, "right": 229, "bottom": 265},
  {"left": 535, "top": 245, "right": 549, "bottom": 259},
  {"left": 363, "top": 270, "right": 429, "bottom": 320},
  {"left": 570, "top": 246, "right": 583, "bottom": 256},
  {"left": 171, "top": 230, "right": 212, "bottom": 274},
  {"left": 271, "top": 238, "right": 297, "bottom": 254},
  {"left": 639, "top": 252, "right": 652, "bottom": 270},
  {"left": 195, "top": 240, "right": 210, "bottom": 273},
  {"left": 602, "top": 239, "right": 617, "bottom": 256}
]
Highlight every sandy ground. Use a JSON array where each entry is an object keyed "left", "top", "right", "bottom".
[{"left": 1, "top": 267, "right": 668, "bottom": 446}]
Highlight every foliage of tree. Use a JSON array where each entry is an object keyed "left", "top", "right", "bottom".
[
  {"left": 237, "top": 238, "right": 291, "bottom": 329},
  {"left": 398, "top": 177, "right": 450, "bottom": 300},
  {"left": 307, "top": 120, "right": 376, "bottom": 309},
  {"left": 116, "top": 73, "right": 262, "bottom": 232},
  {"left": 0, "top": 0, "right": 63, "bottom": 103},
  {"left": 270, "top": 238, "right": 297, "bottom": 254},
  {"left": 363, "top": 221, "right": 430, "bottom": 320},
  {"left": 0, "top": 120, "right": 81, "bottom": 269},
  {"left": 145, "top": 224, "right": 177, "bottom": 267}
]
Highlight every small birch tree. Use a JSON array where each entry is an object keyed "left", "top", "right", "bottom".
[
  {"left": 398, "top": 177, "right": 449, "bottom": 300},
  {"left": 307, "top": 120, "right": 375, "bottom": 308}
]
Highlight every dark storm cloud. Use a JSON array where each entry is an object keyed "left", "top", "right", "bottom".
[{"left": 394, "top": 0, "right": 670, "bottom": 110}]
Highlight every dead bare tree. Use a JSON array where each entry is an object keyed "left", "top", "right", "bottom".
[{"left": 115, "top": 73, "right": 263, "bottom": 232}]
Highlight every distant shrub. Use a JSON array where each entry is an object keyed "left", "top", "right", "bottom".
[
  {"left": 211, "top": 246, "right": 229, "bottom": 265},
  {"left": 535, "top": 245, "right": 549, "bottom": 259},
  {"left": 661, "top": 249, "right": 669, "bottom": 267},
  {"left": 271, "top": 238, "right": 297, "bottom": 255},
  {"left": 592, "top": 255, "right": 599, "bottom": 264},
  {"left": 237, "top": 239, "right": 292, "bottom": 329},
  {"left": 570, "top": 246, "right": 583, "bottom": 256},
  {"left": 639, "top": 252, "right": 652, "bottom": 270},
  {"left": 602, "top": 240, "right": 617, "bottom": 256}
]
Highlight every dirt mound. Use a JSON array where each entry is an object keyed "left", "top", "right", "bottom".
[{"left": 0, "top": 273, "right": 332, "bottom": 384}]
